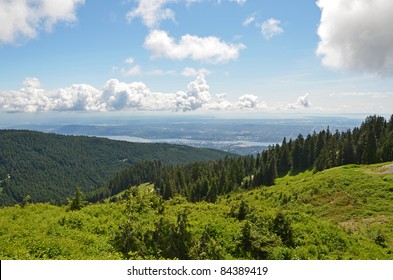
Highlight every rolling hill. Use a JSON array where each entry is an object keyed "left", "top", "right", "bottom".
[{"left": 0, "top": 130, "right": 232, "bottom": 205}]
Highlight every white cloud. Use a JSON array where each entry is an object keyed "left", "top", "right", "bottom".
[
  {"left": 0, "top": 0, "right": 85, "bottom": 44},
  {"left": 237, "top": 94, "right": 259, "bottom": 109},
  {"left": 126, "top": 0, "right": 176, "bottom": 28},
  {"left": 144, "top": 29, "right": 246, "bottom": 63},
  {"left": 149, "top": 69, "right": 177, "bottom": 76},
  {"left": 330, "top": 92, "right": 393, "bottom": 98},
  {"left": 115, "top": 57, "right": 142, "bottom": 77},
  {"left": 229, "top": 0, "right": 246, "bottom": 5},
  {"left": 175, "top": 74, "right": 211, "bottom": 111},
  {"left": 124, "top": 57, "right": 135, "bottom": 65},
  {"left": 102, "top": 79, "right": 175, "bottom": 111},
  {"left": 243, "top": 16, "right": 255, "bottom": 27},
  {"left": 23, "top": 77, "right": 42, "bottom": 89},
  {"left": 126, "top": 0, "right": 248, "bottom": 28},
  {"left": 205, "top": 93, "right": 233, "bottom": 110},
  {"left": 261, "top": 18, "right": 283, "bottom": 40},
  {"left": 0, "top": 79, "right": 105, "bottom": 113},
  {"left": 121, "top": 65, "right": 142, "bottom": 77},
  {"left": 287, "top": 93, "right": 312, "bottom": 110},
  {"left": 182, "top": 67, "right": 211, "bottom": 77},
  {"left": 1, "top": 75, "right": 245, "bottom": 113},
  {"left": 316, "top": 0, "right": 393, "bottom": 75},
  {"left": 54, "top": 84, "right": 105, "bottom": 112}
]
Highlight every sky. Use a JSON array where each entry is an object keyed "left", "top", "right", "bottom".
[{"left": 1, "top": 0, "right": 393, "bottom": 117}]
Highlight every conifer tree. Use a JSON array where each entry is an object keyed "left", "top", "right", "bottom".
[{"left": 69, "top": 187, "right": 84, "bottom": 211}]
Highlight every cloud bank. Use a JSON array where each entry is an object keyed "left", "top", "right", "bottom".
[
  {"left": 316, "top": 0, "right": 393, "bottom": 75},
  {"left": 0, "top": 0, "right": 85, "bottom": 45}
]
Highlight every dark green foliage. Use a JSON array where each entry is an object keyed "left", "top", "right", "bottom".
[
  {"left": 69, "top": 188, "right": 84, "bottom": 211},
  {"left": 0, "top": 130, "right": 231, "bottom": 205},
  {"left": 237, "top": 200, "right": 249, "bottom": 221},
  {"left": 191, "top": 224, "right": 225, "bottom": 259},
  {"left": 273, "top": 212, "right": 294, "bottom": 247}
]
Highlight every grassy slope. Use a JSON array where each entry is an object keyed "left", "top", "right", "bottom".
[{"left": 0, "top": 163, "right": 392, "bottom": 259}]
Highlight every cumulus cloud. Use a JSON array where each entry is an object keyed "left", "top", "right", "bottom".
[
  {"left": 101, "top": 79, "right": 175, "bottom": 111},
  {"left": 144, "top": 29, "right": 246, "bottom": 64},
  {"left": 175, "top": 74, "right": 211, "bottom": 111},
  {"left": 0, "top": 0, "right": 85, "bottom": 44},
  {"left": 261, "top": 18, "right": 283, "bottom": 40},
  {"left": 1, "top": 75, "right": 279, "bottom": 113},
  {"left": 126, "top": 0, "right": 176, "bottom": 28},
  {"left": 237, "top": 94, "right": 260, "bottom": 109},
  {"left": 316, "top": 0, "right": 393, "bottom": 75},
  {"left": 287, "top": 93, "right": 312, "bottom": 110},
  {"left": 205, "top": 93, "right": 233, "bottom": 111},
  {"left": 0, "top": 79, "right": 104, "bottom": 113},
  {"left": 54, "top": 84, "right": 104, "bottom": 112}
]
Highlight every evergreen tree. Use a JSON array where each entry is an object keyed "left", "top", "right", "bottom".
[
  {"left": 341, "top": 130, "right": 355, "bottom": 165},
  {"left": 363, "top": 128, "right": 378, "bottom": 164},
  {"left": 174, "top": 210, "right": 192, "bottom": 259},
  {"left": 291, "top": 134, "right": 304, "bottom": 172},
  {"left": 277, "top": 138, "right": 291, "bottom": 176},
  {"left": 273, "top": 212, "right": 294, "bottom": 247},
  {"left": 69, "top": 187, "right": 84, "bottom": 211}
]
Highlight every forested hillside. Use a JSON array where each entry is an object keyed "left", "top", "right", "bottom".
[
  {"left": 97, "top": 115, "right": 393, "bottom": 203},
  {"left": 0, "top": 130, "right": 232, "bottom": 205}
]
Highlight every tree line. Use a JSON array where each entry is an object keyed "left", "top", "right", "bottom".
[{"left": 90, "top": 114, "right": 393, "bottom": 203}]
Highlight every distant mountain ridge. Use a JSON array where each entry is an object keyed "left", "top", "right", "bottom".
[{"left": 0, "top": 130, "right": 232, "bottom": 205}]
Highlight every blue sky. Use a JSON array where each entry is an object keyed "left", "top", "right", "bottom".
[{"left": 1, "top": 0, "right": 393, "bottom": 116}]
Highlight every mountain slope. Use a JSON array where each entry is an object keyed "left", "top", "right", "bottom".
[
  {"left": 0, "top": 130, "right": 232, "bottom": 205},
  {"left": 0, "top": 162, "right": 392, "bottom": 260}
]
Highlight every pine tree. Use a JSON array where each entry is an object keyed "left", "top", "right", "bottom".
[
  {"left": 363, "top": 128, "right": 378, "bottom": 164},
  {"left": 278, "top": 138, "right": 291, "bottom": 176},
  {"left": 69, "top": 187, "right": 84, "bottom": 211},
  {"left": 273, "top": 212, "right": 294, "bottom": 247}
]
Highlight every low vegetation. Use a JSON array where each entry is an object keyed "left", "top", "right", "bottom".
[{"left": 1, "top": 163, "right": 392, "bottom": 260}]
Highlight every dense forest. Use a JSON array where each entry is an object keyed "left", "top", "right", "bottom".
[
  {"left": 0, "top": 130, "right": 232, "bottom": 205},
  {"left": 94, "top": 115, "right": 393, "bottom": 203}
]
